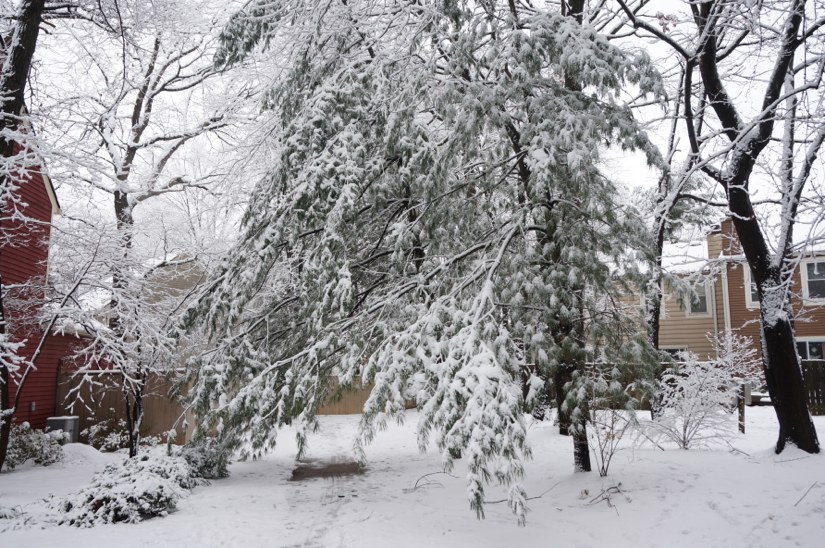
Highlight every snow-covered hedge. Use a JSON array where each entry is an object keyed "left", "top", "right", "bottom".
[
  {"left": 57, "top": 438, "right": 231, "bottom": 527},
  {"left": 81, "top": 411, "right": 160, "bottom": 452},
  {"left": 4, "top": 422, "right": 67, "bottom": 470},
  {"left": 58, "top": 450, "right": 197, "bottom": 527},
  {"left": 179, "top": 438, "right": 231, "bottom": 480}
]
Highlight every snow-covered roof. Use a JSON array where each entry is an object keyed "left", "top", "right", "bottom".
[{"left": 661, "top": 239, "right": 709, "bottom": 274}]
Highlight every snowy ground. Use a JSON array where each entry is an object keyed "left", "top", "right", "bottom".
[{"left": 2, "top": 408, "right": 824, "bottom": 548}]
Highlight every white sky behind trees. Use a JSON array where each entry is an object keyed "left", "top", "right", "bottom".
[
  {"left": 614, "top": 0, "right": 825, "bottom": 253},
  {"left": 14, "top": 0, "right": 824, "bottom": 281},
  {"left": 27, "top": 0, "right": 254, "bottom": 273}
]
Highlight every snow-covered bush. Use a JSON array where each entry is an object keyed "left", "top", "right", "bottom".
[
  {"left": 81, "top": 412, "right": 130, "bottom": 452},
  {"left": 583, "top": 364, "right": 639, "bottom": 476},
  {"left": 711, "top": 330, "right": 763, "bottom": 390},
  {"left": 179, "top": 438, "right": 231, "bottom": 480},
  {"left": 58, "top": 450, "right": 197, "bottom": 527},
  {"left": 3, "top": 422, "right": 66, "bottom": 470},
  {"left": 588, "top": 409, "right": 633, "bottom": 477},
  {"left": 81, "top": 410, "right": 161, "bottom": 452},
  {"left": 646, "top": 351, "right": 738, "bottom": 449}
]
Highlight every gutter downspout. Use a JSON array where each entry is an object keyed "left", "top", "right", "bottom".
[{"left": 721, "top": 262, "right": 732, "bottom": 333}]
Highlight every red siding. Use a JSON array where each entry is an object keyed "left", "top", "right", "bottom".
[
  {"left": 2, "top": 142, "right": 52, "bottom": 286},
  {"left": 11, "top": 335, "right": 83, "bottom": 428},
  {"left": 2, "top": 142, "right": 75, "bottom": 429}
]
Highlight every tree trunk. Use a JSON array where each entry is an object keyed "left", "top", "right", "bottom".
[
  {"left": 646, "top": 238, "right": 665, "bottom": 420},
  {"left": 692, "top": 0, "right": 819, "bottom": 454},
  {"left": 0, "top": 354, "right": 11, "bottom": 471},
  {"left": 726, "top": 178, "right": 819, "bottom": 453},
  {"left": 0, "top": 0, "right": 47, "bottom": 473},
  {"left": 761, "top": 315, "right": 817, "bottom": 452},
  {"left": 727, "top": 211, "right": 819, "bottom": 452},
  {"left": 573, "top": 402, "right": 591, "bottom": 472},
  {"left": 554, "top": 365, "right": 572, "bottom": 435},
  {"left": 124, "top": 387, "right": 144, "bottom": 458}
]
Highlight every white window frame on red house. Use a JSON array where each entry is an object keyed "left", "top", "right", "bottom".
[{"left": 801, "top": 258, "right": 825, "bottom": 305}]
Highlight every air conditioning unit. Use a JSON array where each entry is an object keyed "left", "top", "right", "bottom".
[{"left": 46, "top": 416, "right": 80, "bottom": 443}]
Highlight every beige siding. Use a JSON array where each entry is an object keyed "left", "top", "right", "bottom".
[
  {"left": 707, "top": 231, "right": 723, "bottom": 260},
  {"left": 659, "top": 279, "right": 719, "bottom": 360},
  {"left": 144, "top": 259, "right": 206, "bottom": 304}
]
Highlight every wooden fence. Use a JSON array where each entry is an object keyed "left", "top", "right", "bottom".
[
  {"left": 55, "top": 370, "right": 194, "bottom": 443},
  {"left": 58, "top": 359, "right": 824, "bottom": 445},
  {"left": 55, "top": 371, "right": 394, "bottom": 444},
  {"left": 802, "top": 360, "right": 825, "bottom": 416}
]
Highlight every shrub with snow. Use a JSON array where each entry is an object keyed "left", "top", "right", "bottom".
[
  {"left": 81, "top": 412, "right": 131, "bottom": 452},
  {"left": 3, "top": 422, "right": 67, "bottom": 470},
  {"left": 58, "top": 450, "right": 197, "bottom": 527},
  {"left": 81, "top": 410, "right": 161, "bottom": 452},
  {"left": 583, "top": 363, "right": 639, "bottom": 476},
  {"left": 179, "top": 438, "right": 231, "bottom": 480},
  {"left": 646, "top": 351, "right": 739, "bottom": 449}
]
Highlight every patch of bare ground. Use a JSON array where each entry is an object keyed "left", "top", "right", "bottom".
[{"left": 289, "top": 458, "right": 366, "bottom": 481}]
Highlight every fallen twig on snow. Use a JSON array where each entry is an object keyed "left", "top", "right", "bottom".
[
  {"left": 794, "top": 482, "right": 818, "bottom": 507},
  {"left": 406, "top": 471, "right": 459, "bottom": 492},
  {"left": 588, "top": 483, "right": 632, "bottom": 515}
]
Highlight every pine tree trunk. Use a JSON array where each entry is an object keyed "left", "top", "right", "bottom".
[
  {"left": 573, "top": 404, "right": 591, "bottom": 473},
  {"left": 559, "top": 0, "right": 591, "bottom": 472},
  {"left": 554, "top": 365, "right": 572, "bottom": 436}
]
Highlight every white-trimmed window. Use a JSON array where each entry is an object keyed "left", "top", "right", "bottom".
[
  {"left": 687, "top": 281, "right": 710, "bottom": 316},
  {"left": 743, "top": 267, "right": 760, "bottom": 309},
  {"left": 797, "top": 338, "right": 825, "bottom": 361},
  {"left": 801, "top": 259, "right": 825, "bottom": 303}
]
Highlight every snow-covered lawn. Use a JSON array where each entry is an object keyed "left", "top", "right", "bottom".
[{"left": 2, "top": 408, "right": 824, "bottom": 547}]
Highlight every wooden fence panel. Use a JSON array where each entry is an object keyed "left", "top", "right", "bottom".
[
  {"left": 55, "top": 369, "right": 193, "bottom": 442},
  {"left": 317, "top": 383, "right": 375, "bottom": 415},
  {"left": 55, "top": 370, "right": 408, "bottom": 447},
  {"left": 803, "top": 360, "right": 825, "bottom": 416}
]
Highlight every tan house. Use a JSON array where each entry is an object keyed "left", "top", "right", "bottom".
[{"left": 657, "top": 218, "right": 825, "bottom": 361}]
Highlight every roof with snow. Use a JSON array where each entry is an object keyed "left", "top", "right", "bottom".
[{"left": 661, "top": 239, "right": 709, "bottom": 274}]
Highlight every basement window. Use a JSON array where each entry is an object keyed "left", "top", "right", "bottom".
[{"left": 797, "top": 340, "right": 825, "bottom": 361}]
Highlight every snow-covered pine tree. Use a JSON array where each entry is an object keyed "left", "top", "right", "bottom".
[{"left": 186, "top": 0, "right": 662, "bottom": 521}]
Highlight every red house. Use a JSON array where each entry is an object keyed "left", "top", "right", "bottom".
[{"left": 1, "top": 140, "right": 80, "bottom": 429}]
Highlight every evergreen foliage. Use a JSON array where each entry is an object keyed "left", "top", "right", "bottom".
[
  {"left": 58, "top": 450, "right": 197, "bottom": 527},
  {"left": 3, "top": 422, "right": 66, "bottom": 470},
  {"left": 186, "top": 0, "right": 662, "bottom": 522}
]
